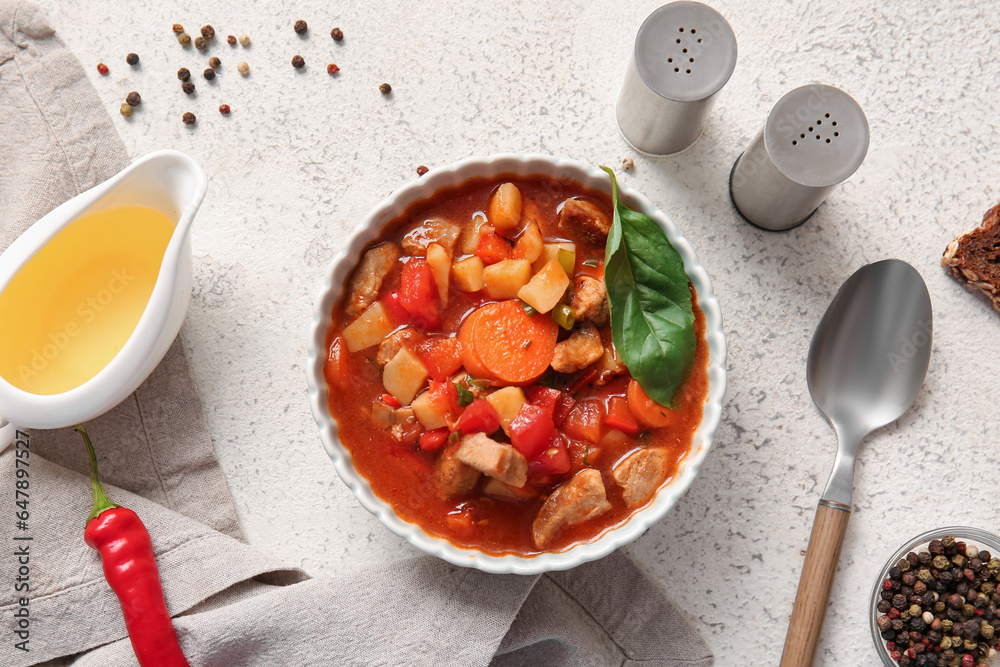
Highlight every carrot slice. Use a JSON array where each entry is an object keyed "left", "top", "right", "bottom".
[
  {"left": 627, "top": 378, "right": 678, "bottom": 428},
  {"left": 470, "top": 300, "right": 557, "bottom": 385},
  {"left": 458, "top": 308, "right": 492, "bottom": 380}
]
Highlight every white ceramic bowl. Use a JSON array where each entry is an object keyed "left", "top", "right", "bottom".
[{"left": 307, "top": 154, "right": 727, "bottom": 574}]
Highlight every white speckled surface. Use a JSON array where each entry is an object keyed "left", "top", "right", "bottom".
[{"left": 35, "top": 0, "right": 1000, "bottom": 663}]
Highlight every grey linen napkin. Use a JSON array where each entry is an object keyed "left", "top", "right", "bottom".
[{"left": 0, "top": 3, "right": 715, "bottom": 666}]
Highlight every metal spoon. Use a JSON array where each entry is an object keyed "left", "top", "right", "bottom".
[{"left": 780, "top": 259, "right": 933, "bottom": 667}]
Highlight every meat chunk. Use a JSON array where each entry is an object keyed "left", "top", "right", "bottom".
[
  {"left": 376, "top": 327, "right": 425, "bottom": 366},
  {"left": 612, "top": 448, "right": 672, "bottom": 507},
  {"left": 532, "top": 468, "right": 611, "bottom": 548},
  {"left": 401, "top": 218, "right": 462, "bottom": 257},
  {"left": 558, "top": 198, "right": 611, "bottom": 245},
  {"left": 345, "top": 242, "right": 401, "bottom": 319},
  {"left": 550, "top": 323, "right": 604, "bottom": 374},
  {"left": 454, "top": 433, "right": 527, "bottom": 488},
  {"left": 435, "top": 446, "right": 481, "bottom": 500},
  {"left": 570, "top": 275, "right": 609, "bottom": 326}
]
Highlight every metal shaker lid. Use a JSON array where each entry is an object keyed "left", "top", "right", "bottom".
[
  {"left": 764, "top": 84, "right": 870, "bottom": 187},
  {"left": 634, "top": 1, "right": 737, "bottom": 103}
]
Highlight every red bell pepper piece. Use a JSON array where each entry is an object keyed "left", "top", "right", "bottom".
[
  {"left": 399, "top": 259, "right": 441, "bottom": 330},
  {"left": 382, "top": 290, "right": 410, "bottom": 326},
  {"left": 553, "top": 393, "right": 576, "bottom": 426},
  {"left": 454, "top": 399, "right": 501, "bottom": 435},
  {"left": 426, "top": 380, "right": 460, "bottom": 418},
  {"left": 416, "top": 337, "right": 464, "bottom": 382},
  {"left": 562, "top": 400, "right": 603, "bottom": 443},
  {"left": 526, "top": 386, "right": 560, "bottom": 419},
  {"left": 509, "top": 403, "right": 556, "bottom": 460},
  {"left": 75, "top": 426, "right": 190, "bottom": 667},
  {"left": 381, "top": 393, "right": 402, "bottom": 409},
  {"left": 528, "top": 434, "right": 571, "bottom": 476},
  {"left": 419, "top": 427, "right": 450, "bottom": 451},
  {"left": 604, "top": 395, "right": 640, "bottom": 434},
  {"left": 324, "top": 336, "right": 350, "bottom": 392},
  {"left": 474, "top": 233, "right": 513, "bottom": 265}
]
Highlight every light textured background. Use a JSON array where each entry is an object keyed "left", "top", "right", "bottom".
[{"left": 34, "top": 0, "right": 1000, "bottom": 664}]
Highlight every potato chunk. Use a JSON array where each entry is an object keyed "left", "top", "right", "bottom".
[
  {"left": 485, "top": 386, "right": 527, "bottom": 436},
  {"left": 426, "top": 242, "right": 451, "bottom": 307},
  {"left": 532, "top": 468, "right": 611, "bottom": 548},
  {"left": 488, "top": 183, "right": 522, "bottom": 231},
  {"left": 342, "top": 301, "right": 395, "bottom": 352},
  {"left": 482, "top": 259, "right": 531, "bottom": 299},
  {"left": 532, "top": 242, "right": 575, "bottom": 274},
  {"left": 382, "top": 346, "right": 428, "bottom": 405},
  {"left": 517, "top": 259, "right": 570, "bottom": 314},
  {"left": 451, "top": 255, "right": 485, "bottom": 292},
  {"left": 513, "top": 221, "right": 543, "bottom": 263}
]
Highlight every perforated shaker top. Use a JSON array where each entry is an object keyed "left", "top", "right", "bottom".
[
  {"left": 634, "top": 1, "right": 737, "bottom": 103},
  {"left": 765, "top": 84, "right": 870, "bottom": 188}
]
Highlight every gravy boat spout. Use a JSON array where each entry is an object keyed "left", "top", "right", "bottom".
[{"left": 0, "top": 150, "right": 208, "bottom": 448}]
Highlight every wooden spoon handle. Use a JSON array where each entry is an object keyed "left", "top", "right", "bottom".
[{"left": 779, "top": 503, "right": 851, "bottom": 667}]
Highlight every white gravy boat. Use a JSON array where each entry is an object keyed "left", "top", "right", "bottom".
[{"left": 0, "top": 150, "right": 207, "bottom": 449}]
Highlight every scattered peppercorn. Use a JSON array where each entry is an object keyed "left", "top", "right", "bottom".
[
  {"left": 416, "top": 166, "right": 429, "bottom": 176},
  {"left": 379, "top": 82, "right": 392, "bottom": 95},
  {"left": 219, "top": 104, "right": 231, "bottom": 115},
  {"left": 238, "top": 33, "right": 250, "bottom": 46},
  {"left": 877, "top": 536, "right": 1000, "bottom": 667},
  {"left": 294, "top": 20, "right": 307, "bottom": 34},
  {"left": 126, "top": 91, "right": 141, "bottom": 106},
  {"left": 209, "top": 56, "right": 221, "bottom": 69},
  {"left": 178, "top": 32, "right": 191, "bottom": 46},
  {"left": 126, "top": 52, "right": 139, "bottom": 66},
  {"left": 97, "top": 62, "right": 108, "bottom": 75},
  {"left": 201, "top": 25, "right": 215, "bottom": 40},
  {"left": 227, "top": 34, "right": 236, "bottom": 45},
  {"left": 172, "top": 23, "right": 184, "bottom": 34},
  {"left": 292, "top": 55, "right": 305, "bottom": 68},
  {"left": 194, "top": 36, "right": 207, "bottom": 49},
  {"left": 177, "top": 67, "right": 190, "bottom": 81},
  {"left": 182, "top": 112, "right": 196, "bottom": 125},
  {"left": 203, "top": 68, "right": 215, "bottom": 80},
  {"left": 119, "top": 102, "right": 132, "bottom": 117},
  {"left": 182, "top": 81, "right": 195, "bottom": 94},
  {"left": 331, "top": 27, "right": 343, "bottom": 41},
  {"left": 237, "top": 61, "right": 250, "bottom": 76},
  {"left": 622, "top": 157, "right": 634, "bottom": 171},
  {"left": 327, "top": 63, "right": 340, "bottom": 75}
]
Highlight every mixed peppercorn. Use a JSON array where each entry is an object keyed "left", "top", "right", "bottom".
[{"left": 877, "top": 536, "right": 1000, "bottom": 667}]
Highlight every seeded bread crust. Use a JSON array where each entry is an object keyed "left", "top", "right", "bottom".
[{"left": 942, "top": 203, "right": 1000, "bottom": 313}]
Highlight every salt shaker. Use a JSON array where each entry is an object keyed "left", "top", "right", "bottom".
[
  {"left": 729, "top": 84, "right": 869, "bottom": 231},
  {"left": 616, "top": 1, "right": 737, "bottom": 156}
]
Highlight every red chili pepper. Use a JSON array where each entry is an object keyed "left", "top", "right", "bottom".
[{"left": 75, "top": 426, "right": 190, "bottom": 667}]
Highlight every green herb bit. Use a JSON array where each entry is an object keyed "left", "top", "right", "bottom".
[
  {"left": 583, "top": 444, "right": 590, "bottom": 467},
  {"left": 448, "top": 431, "right": 461, "bottom": 446},
  {"left": 520, "top": 299, "right": 538, "bottom": 316},
  {"left": 583, "top": 259, "right": 599, "bottom": 268},
  {"left": 551, "top": 303, "right": 576, "bottom": 330},
  {"left": 455, "top": 383, "right": 475, "bottom": 407},
  {"left": 601, "top": 165, "right": 695, "bottom": 409}
]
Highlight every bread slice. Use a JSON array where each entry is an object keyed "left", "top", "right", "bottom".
[{"left": 942, "top": 203, "right": 1000, "bottom": 313}]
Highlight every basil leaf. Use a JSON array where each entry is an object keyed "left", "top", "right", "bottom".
[{"left": 601, "top": 166, "right": 695, "bottom": 408}]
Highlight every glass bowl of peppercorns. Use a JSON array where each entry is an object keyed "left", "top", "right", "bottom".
[{"left": 871, "top": 527, "right": 1000, "bottom": 667}]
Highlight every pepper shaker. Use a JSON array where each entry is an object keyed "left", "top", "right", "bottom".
[
  {"left": 616, "top": 1, "right": 737, "bottom": 156},
  {"left": 729, "top": 84, "right": 869, "bottom": 231}
]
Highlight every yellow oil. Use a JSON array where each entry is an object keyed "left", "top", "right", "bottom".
[{"left": 0, "top": 206, "right": 174, "bottom": 395}]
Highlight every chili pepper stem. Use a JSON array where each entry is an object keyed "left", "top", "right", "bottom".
[{"left": 73, "top": 425, "right": 117, "bottom": 524}]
